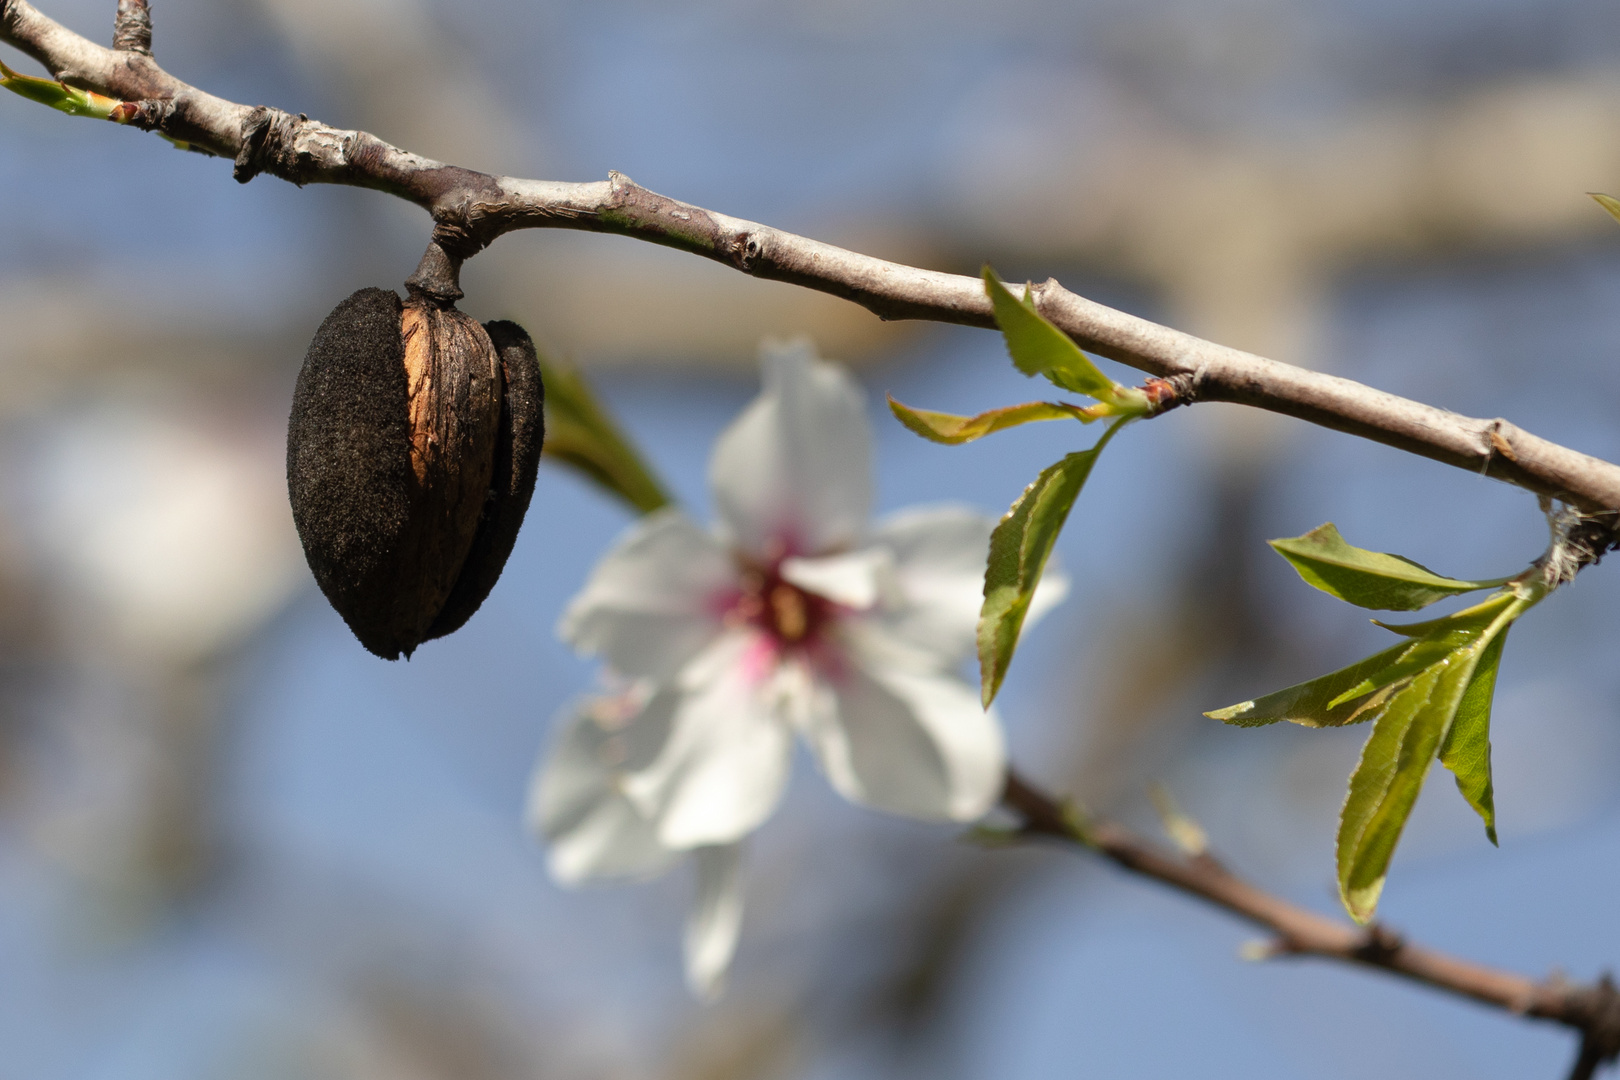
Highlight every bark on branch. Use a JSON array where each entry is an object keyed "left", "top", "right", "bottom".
[
  {"left": 1000, "top": 770, "right": 1620, "bottom": 1079},
  {"left": 3, "top": 0, "right": 1620, "bottom": 531},
  {"left": 111, "top": 0, "right": 149, "bottom": 55}
]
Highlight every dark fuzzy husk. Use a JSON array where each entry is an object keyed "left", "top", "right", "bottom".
[{"left": 287, "top": 288, "right": 542, "bottom": 659}]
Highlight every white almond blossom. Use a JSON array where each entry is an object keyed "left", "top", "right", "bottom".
[
  {"left": 527, "top": 684, "right": 744, "bottom": 997},
  {"left": 528, "top": 340, "right": 1067, "bottom": 997}
]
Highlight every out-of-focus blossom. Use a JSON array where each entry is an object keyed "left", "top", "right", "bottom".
[
  {"left": 529, "top": 340, "right": 1067, "bottom": 996},
  {"left": 528, "top": 684, "right": 744, "bottom": 998}
]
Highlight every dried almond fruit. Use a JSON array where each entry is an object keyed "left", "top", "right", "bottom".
[{"left": 287, "top": 287, "right": 543, "bottom": 658}]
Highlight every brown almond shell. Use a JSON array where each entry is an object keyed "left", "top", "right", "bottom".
[
  {"left": 422, "top": 319, "right": 545, "bottom": 642},
  {"left": 287, "top": 287, "right": 511, "bottom": 659}
]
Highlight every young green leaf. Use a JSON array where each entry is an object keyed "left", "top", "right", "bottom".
[
  {"left": 983, "top": 268, "right": 1147, "bottom": 412},
  {"left": 1205, "top": 639, "right": 1415, "bottom": 728},
  {"left": 978, "top": 418, "right": 1129, "bottom": 706},
  {"left": 1215, "top": 583, "right": 1531, "bottom": 922},
  {"left": 1437, "top": 628, "right": 1509, "bottom": 845},
  {"left": 0, "top": 60, "right": 124, "bottom": 120},
  {"left": 1214, "top": 511, "right": 1552, "bottom": 923},
  {"left": 1326, "top": 593, "right": 1516, "bottom": 708},
  {"left": 538, "top": 356, "right": 671, "bottom": 515},
  {"left": 1269, "top": 523, "right": 1506, "bottom": 610},
  {"left": 1332, "top": 596, "right": 1525, "bottom": 923},
  {"left": 1591, "top": 192, "right": 1620, "bottom": 226},
  {"left": 1336, "top": 658, "right": 1473, "bottom": 923},
  {"left": 886, "top": 395, "right": 1108, "bottom": 445},
  {"left": 980, "top": 450, "right": 1096, "bottom": 706},
  {"left": 1208, "top": 591, "right": 1519, "bottom": 727},
  {"left": 1148, "top": 782, "right": 1209, "bottom": 857}
]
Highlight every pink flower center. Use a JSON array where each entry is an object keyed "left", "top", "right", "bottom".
[{"left": 724, "top": 563, "right": 833, "bottom": 650}]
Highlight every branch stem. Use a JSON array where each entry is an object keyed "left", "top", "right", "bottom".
[
  {"left": 112, "top": 0, "right": 149, "bottom": 55},
  {"left": 3, "top": 0, "right": 1620, "bottom": 526},
  {"left": 1001, "top": 769, "right": 1620, "bottom": 1075}
]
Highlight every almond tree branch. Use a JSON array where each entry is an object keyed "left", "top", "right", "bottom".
[
  {"left": 3, "top": 0, "right": 1620, "bottom": 527},
  {"left": 1000, "top": 770, "right": 1620, "bottom": 1079}
]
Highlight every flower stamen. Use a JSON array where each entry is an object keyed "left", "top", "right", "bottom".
[
  {"left": 725, "top": 562, "right": 831, "bottom": 651},
  {"left": 769, "top": 583, "right": 809, "bottom": 642}
]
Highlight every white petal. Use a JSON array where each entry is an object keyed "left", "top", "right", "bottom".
[
  {"left": 684, "top": 844, "right": 745, "bottom": 1001},
  {"left": 527, "top": 690, "right": 680, "bottom": 884},
  {"left": 868, "top": 504, "right": 1070, "bottom": 664},
  {"left": 543, "top": 795, "right": 675, "bottom": 885},
  {"left": 708, "top": 339, "right": 872, "bottom": 560},
  {"left": 867, "top": 505, "right": 995, "bottom": 663},
  {"left": 779, "top": 547, "right": 893, "bottom": 611},
  {"left": 802, "top": 633, "right": 1005, "bottom": 821},
  {"left": 558, "top": 508, "right": 734, "bottom": 682},
  {"left": 622, "top": 632, "right": 795, "bottom": 848}
]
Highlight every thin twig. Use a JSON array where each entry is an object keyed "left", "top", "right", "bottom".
[
  {"left": 3, "top": 0, "right": 1620, "bottom": 525},
  {"left": 1001, "top": 769, "right": 1620, "bottom": 1076}
]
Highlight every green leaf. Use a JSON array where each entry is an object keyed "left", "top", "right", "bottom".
[
  {"left": 1336, "top": 659, "right": 1472, "bottom": 923},
  {"left": 1148, "top": 782, "right": 1209, "bottom": 857},
  {"left": 0, "top": 60, "right": 124, "bottom": 120},
  {"left": 983, "top": 268, "right": 1145, "bottom": 410},
  {"left": 980, "top": 451, "right": 1096, "bottom": 706},
  {"left": 887, "top": 395, "right": 1107, "bottom": 444},
  {"left": 1591, "top": 192, "right": 1620, "bottom": 226},
  {"left": 538, "top": 355, "right": 671, "bottom": 516},
  {"left": 1332, "top": 599, "right": 1521, "bottom": 923},
  {"left": 1270, "top": 523, "right": 1507, "bottom": 610},
  {"left": 1208, "top": 593, "right": 1518, "bottom": 728},
  {"left": 1213, "top": 519, "right": 1546, "bottom": 923},
  {"left": 978, "top": 419, "right": 1127, "bottom": 706},
  {"left": 1213, "top": 588, "right": 1527, "bottom": 922},
  {"left": 1205, "top": 638, "right": 1416, "bottom": 728},
  {"left": 1326, "top": 593, "right": 1516, "bottom": 708},
  {"left": 1438, "top": 627, "right": 1509, "bottom": 845}
]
